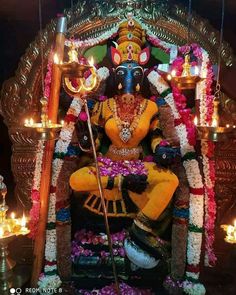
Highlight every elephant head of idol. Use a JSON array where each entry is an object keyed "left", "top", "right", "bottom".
[{"left": 111, "top": 17, "right": 150, "bottom": 102}]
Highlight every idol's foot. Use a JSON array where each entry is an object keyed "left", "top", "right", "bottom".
[
  {"left": 124, "top": 237, "right": 160, "bottom": 269},
  {"left": 129, "top": 222, "right": 170, "bottom": 260}
]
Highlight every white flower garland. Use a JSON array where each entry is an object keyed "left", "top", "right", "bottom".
[
  {"left": 33, "top": 140, "right": 45, "bottom": 190},
  {"left": 65, "top": 23, "right": 122, "bottom": 48},
  {"left": 197, "top": 51, "right": 217, "bottom": 266},
  {"left": 38, "top": 96, "right": 83, "bottom": 292},
  {"left": 147, "top": 71, "right": 206, "bottom": 295}
]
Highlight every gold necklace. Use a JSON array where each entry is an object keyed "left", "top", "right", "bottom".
[{"left": 108, "top": 98, "right": 148, "bottom": 143}]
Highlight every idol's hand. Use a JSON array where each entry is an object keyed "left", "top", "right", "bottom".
[
  {"left": 122, "top": 174, "right": 148, "bottom": 194},
  {"left": 154, "top": 145, "right": 180, "bottom": 168}
]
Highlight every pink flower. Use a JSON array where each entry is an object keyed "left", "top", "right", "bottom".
[
  {"left": 179, "top": 45, "right": 191, "bottom": 55},
  {"left": 79, "top": 111, "right": 88, "bottom": 121},
  {"left": 31, "top": 189, "right": 40, "bottom": 201}
]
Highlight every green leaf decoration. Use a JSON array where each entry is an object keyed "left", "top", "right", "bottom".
[
  {"left": 84, "top": 45, "right": 107, "bottom": 64},
  {"left": 151, "top": 47, "right": 170, "bottom": 63}
]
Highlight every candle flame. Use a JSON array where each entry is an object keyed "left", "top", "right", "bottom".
[
  {"left": 211, "top": 118, "right": 218, "bottom": 127},
  {"left": 194, "top": 116, "right": 198, "bottom": 126},
  {"left": 25, "top": 119, "right": 29, "bottom": 125},
  {"left": 226, "top": 124, "right": 230, "bottom": 128},
  {"left": 60, "top": 120, "right": 64, "bottom": 126},
  {"left": 29, "top": 118, "right": 34, "bottom": 126},
  {"left": 54, "top": 53, "right": 59, "bottom": 64},
  {"left": 11, "top": 212, "right": 15, "bottom": 219}
]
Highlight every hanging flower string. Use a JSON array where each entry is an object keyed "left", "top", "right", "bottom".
[
  {"left": 147, "top": 68, "right": 206, "bottom": 295},
  {"left": 38, "top": 95, "right": 83, "bottom": 291},
  {"left": 198, "top": 51, "right": 216, "bottom": 267},
  {"left": 29, "top": 140, "right": 45, "bottom": 238},
  {"left": 29, "top": 50, "right": 53, "bottom": 239},
  {"left": 38, "top": 67, "right": 110, "bottom": 291}
]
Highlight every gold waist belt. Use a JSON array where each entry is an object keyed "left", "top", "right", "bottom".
[{"left": 108, "top": 145, "right": 142, "bottom": 157}]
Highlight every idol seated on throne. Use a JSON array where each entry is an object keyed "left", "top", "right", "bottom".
[{"left": 70, "top": 18, "right": 180, "bottom": 267}]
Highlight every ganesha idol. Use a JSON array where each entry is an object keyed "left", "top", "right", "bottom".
[{"left": 70, "top": 18, "right": 180, "bottom": 268}]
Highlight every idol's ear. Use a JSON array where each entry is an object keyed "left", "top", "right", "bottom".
[
  {"left": 111, "top": 47, "right": 122, "bottom": 65},
  {"left": 138, "top": 47, "right": 150, "bottom": 65}
]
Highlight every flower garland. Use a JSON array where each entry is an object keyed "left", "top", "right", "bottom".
[
  {"left": 201, "top": 141, "right": 216, "bottom": 267},
  {"left": 38, "top": 95, "right": 83, "bottom": 292},
  {"left": 147, "top": 70, "right": 206, "bottom": 295},
  {"left": 29, "top": 140, "right": 45, "bottom": 238},
  {"left": 38, "top": 66, "right": 110, "bottom": 291},
  {"left": 29, "top": 51, "right": 53, "bottom": 239},
  {"left": 65, "top": 17, "right": 174, "bottom": 54},
  {"left": 198, "top": 51, "right": 216, "bottom": 267},
  {"left": 65, "top": 24, "right": 121, "bottom": 48}
]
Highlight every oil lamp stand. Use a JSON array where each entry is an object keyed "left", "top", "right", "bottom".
[{"left": 0, "top": 235, "right": 16, "bottom": 293}]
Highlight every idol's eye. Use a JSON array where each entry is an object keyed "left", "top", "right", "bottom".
[
  {"left": 133, "top": 70, "right": 142, "bottom": 77},
  {"left": 116, "top": 69, "right": 125, "bottom": 76}
]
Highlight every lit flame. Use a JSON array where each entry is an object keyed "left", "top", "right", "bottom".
[
  {"left": 171, "top": 69, "right": 176, "bottom": 77},
  {"left": 222, "top": 221, "right": 236, "bottom": 244},
  {"left": 25, "top": 119, "right": 29, "bottom": 125},
  {"left": 167, "top": 74, "right": 172, "bottom": 81},
  {"left": 29, "top": 118, "right": 34, "bottom": 126},
  {"left": 0, "top": 227, "right": 4, "bottom": 238},
  {"left": 11, "top": 212, "right": 15, "bottom": 219},
  {"left": 60, "top": 120, "right": 64, "bottom": 126},
  {"left": 21, "top": 214, "right": 27, "bottom": 227},
  {"left": 194, "top": 116, "right": 198, "bottom": 126},
  {"left": 211, "top": 118, "right": 218, "bottom": 127},
  {"left": 88, "top": 57, "right": 94, "bottom": 67},
  {"left": 226, "top": 124, "right": 230, "bottom": 128},
  {"left": 54, "top": 53, "right": 59, "bottom": 64}
]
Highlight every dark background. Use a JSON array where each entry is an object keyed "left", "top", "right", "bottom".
[{"left": 0, "top": 0, "right": 236, "bottom": 201}]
